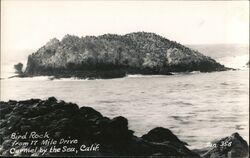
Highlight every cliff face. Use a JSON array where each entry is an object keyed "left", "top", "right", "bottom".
[{"left": 24, "top": 32, "right": 227, "bottom": 78}]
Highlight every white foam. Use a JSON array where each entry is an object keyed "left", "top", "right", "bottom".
[
  {"left": 125, "top": 74, "right": 167, "bottom": 78},
  {"left": 217, "top": 54, "right": 249, "bottom": 69},
  {"left": 7, "top": 76, "right": 53, "bottom": 81},
  {"left": 53, "top": 77, "right": 89, "bottom": 81}
]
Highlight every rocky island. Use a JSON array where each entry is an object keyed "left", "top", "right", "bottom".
[
  {"left": 15, "top": 32, "right": 229, "bottom": 79},
  {"left": 0, "top": 98, "right": 248, "bottom": 157}
]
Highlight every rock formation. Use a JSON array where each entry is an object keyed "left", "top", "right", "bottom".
[
  {"left": 196, "top": 133, "right": 249, "bottom": 158},
  {"left": 0, "top": 98, "right": 248, "bottom": 157},
  {"left": 22, "top": 32, "right": 228, "bottom": 79}
]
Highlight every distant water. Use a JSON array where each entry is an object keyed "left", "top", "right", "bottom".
[
  {"left": 0, "top": 44, "right": 249, "bottom": 149},
  {"left": 188, "top": 44, "right": 249, "bottom": 69}
]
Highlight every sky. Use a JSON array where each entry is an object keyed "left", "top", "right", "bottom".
[{"left": 1, "top": 0, "right": 249, "bottom": 53}]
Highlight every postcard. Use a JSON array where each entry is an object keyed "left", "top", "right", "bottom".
[{"left": 0, "top": 1, "right": 249, "bottom": 157}]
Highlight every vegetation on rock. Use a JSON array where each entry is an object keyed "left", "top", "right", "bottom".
[{"left": 22, "top": 32, "right": 228, "bottom": 79}]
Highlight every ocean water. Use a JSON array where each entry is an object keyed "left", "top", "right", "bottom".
[
  {"left": 0, "top": 70, "right": 249, "bottom": 149},
  {"left": 0, "top": 44, "right": 249, "bottom": 149}
]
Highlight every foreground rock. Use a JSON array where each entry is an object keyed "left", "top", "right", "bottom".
[
  {"left": 0, "top": 98, "right": 248, "bottom": 157},
  {"left": 196, "top": 133, "right": 249, "bottom": 158},
  {"left": 22, "top": 32, "right": 229, "bottom": 79}
]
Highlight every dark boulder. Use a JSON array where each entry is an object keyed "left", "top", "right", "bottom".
[
  {"left": 201, "top": 133, "right": 249, "bottom": 158},
  {"left": 109, "top": 116, "right": 128, "bottom": 131},
  {"left": 102, "top": 116, "right": 133, "bottom": 142},
  {"left": 42, "top": 96, "right": 57, "bottom": 106},
  {"left": 142, "top": 127, "right": 188, "bottom": 145},
  {"left": 142, "top": 127, "right": 199, "bottom": 157},
  {"left": 80, "top": 106, "right": 103, "bottom": 119}
]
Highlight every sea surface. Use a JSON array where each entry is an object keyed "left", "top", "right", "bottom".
[{"left": 0, "top": 44, "right": 249, "bottom": 149}]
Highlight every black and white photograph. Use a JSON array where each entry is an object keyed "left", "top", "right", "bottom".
[{"left": 0, "top": 0, "right": 249, "bottom": 157}]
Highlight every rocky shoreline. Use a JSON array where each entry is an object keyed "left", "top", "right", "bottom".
[{"left": 0, "top": 97, "right": 248, "bottom": 157}]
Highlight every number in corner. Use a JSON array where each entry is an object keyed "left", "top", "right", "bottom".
[{"left": 220, "top": 141, "right": 232, "bottom": 147}]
